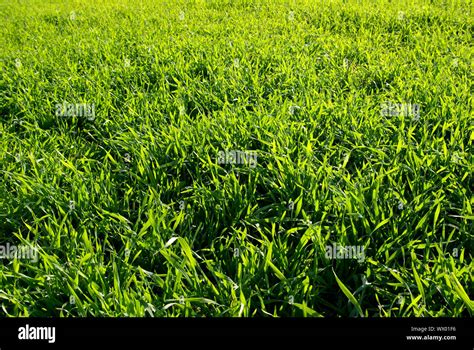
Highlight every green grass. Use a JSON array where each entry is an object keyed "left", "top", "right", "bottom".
[{"left": 0, "top": 0, "right": 472, "bottom": 317}]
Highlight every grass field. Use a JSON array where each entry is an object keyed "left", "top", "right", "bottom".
[{"left": 0, "top": 0, "right": 472, "bottom": 317}]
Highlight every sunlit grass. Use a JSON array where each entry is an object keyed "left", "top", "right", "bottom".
[{"left": 0, "top": 0, "right": 472, "bottom": 317}]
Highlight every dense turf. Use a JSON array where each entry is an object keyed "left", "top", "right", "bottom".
[{"left": 0, "top": 0, "right": 472, "bottom": 317}]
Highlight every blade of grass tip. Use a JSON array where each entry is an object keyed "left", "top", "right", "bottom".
[
  {"left": 178, "top": 237, "right": 196, "bottom": 269},
  {"left": 333, "top": 269, "right": 364, "bottom": 317},
  {"left": 292, "top": 302, "right": 323, "bottom": 317},
  {"left": 267, "top": 260, "right": 286, "bottom": 281},
  {"left": 449, "top": 273, "right": 474, "bottom": 314},
  {"left": 411, "top": 251, "right": 425, "bottom": 304}
]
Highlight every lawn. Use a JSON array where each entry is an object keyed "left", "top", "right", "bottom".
[{"left": 0, "top": 0, "right": 472, "bottom": 317}]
